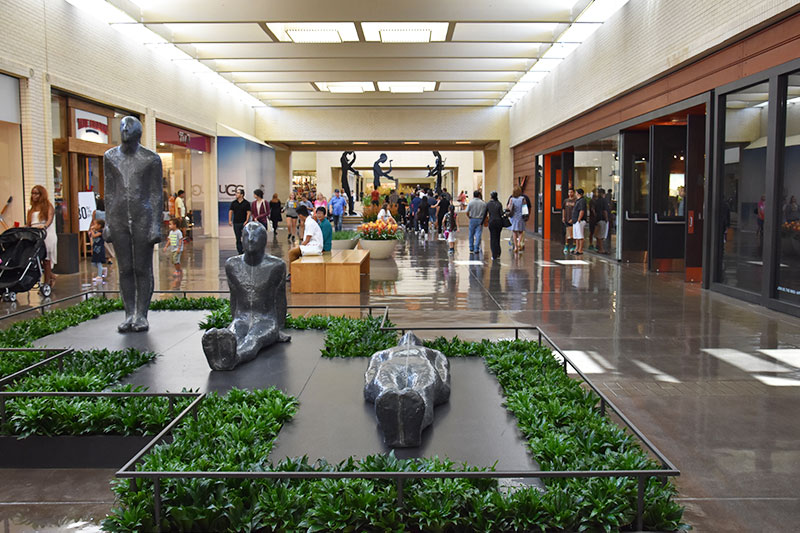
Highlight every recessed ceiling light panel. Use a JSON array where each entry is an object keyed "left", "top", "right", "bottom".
[
  {"left": 362, "top": 22, "right": 448, "bottom": 42},
  {"left": 377, "top": 81, "right": 436, "bottom": 93},
  {"left": 266, "top": 23, "right": 358, "bottom": 43},
  {"left": 316, "top": 82, "right": 375, "bottom": 93}
]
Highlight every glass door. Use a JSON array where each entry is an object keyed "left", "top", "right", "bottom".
[{"left": 648, "top": 125, "right": 687, "bottom": 272}]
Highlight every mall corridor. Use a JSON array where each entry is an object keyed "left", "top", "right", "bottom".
[{"left": 2, "top": 229, "right": 800, "bottom": 531}]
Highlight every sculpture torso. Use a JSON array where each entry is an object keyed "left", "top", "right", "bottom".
[
  {"left": 103, "top": 145, "right": 162, "bottom": 242},
  {"left": 225, "top": 254, "right": 286, "bottom": 321}
]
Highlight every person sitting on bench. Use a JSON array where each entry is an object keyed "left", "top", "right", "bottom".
[{"left": 288, "top": 205, "right": 323, "bottom": 263}]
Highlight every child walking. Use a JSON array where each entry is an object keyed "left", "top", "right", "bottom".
[
  {"left": 90, "top": 219, "right": 106, "bottom": 283},
  {"left": 443, "top": 205, "right": 458, "bottom": 254},
  {"left": 164, "top": 218, "right": 184, "bottom": 275}
]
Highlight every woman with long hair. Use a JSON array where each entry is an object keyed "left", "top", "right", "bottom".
[
  {"left": 27, "top": 185, "right": 57, "bottom": 288},
  {"left": 251, "top": 189, "right": 270, "bottom": 240},
  {"left": 269, "top": 193, "right": 282, "bottom": 238},
  {"left": 507, "top": 186, "right": 526, "bottom": 253}
]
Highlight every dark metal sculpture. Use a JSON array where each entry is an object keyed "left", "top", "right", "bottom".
[
  {"left": 202, "top": 222, "right": 290, "bottom": 370},
  {"left": 103, "top": 116, "right": 162, "bottom": 333},
  {"left": 372, "top": 153, "right": 395, "bottom": 190},
  {"left": 340, "top": 151, "right": 360, "bottom": 215},
  {"left": 426, "top": 150, "right": 445, "bottom": 194},
  {"left": 364, "top": 331, "right": 450, "bottom": 447}
]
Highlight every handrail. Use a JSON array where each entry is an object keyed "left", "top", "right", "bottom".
[
  {"left": 0, "top": 348, "right": 73, "bottom": 388},
  {"left": 654, "top": 213, "right": 685, "bottom": 225},
  {"left": 625, "top": 210, "right": 648, "bottom": 222}
]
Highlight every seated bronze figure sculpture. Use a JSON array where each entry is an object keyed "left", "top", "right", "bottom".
[
  {"left": 364, "top": 331, "right": 451, "bottom": 447},
  {"left": 202, "top": 222, "right": 290, "bottom": 370}
]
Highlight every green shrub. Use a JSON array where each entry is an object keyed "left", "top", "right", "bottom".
[{"left": 332, "top": 230, "right": 358, "bottom": 240}]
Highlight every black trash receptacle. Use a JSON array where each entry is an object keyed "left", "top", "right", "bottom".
[{"left": 53, "top": 233, "right": 79, "bottom": 274}]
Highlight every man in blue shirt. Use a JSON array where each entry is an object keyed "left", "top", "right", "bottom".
[
  {"left": 410, "top": 193, "right": 422, "bottom": 232},
  {"left": 315, "top": 206, "right": 333, "bottom": 252},
  {"left": 328, "top": 189, "right": 347, "bottom": 232}
]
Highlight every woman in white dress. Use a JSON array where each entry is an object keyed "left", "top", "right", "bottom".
[{"left": 27, "top": 185, "right": 57, "bottom": 288}]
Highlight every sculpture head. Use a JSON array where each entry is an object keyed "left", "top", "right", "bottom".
[
  {"left": 433, "top": 150, "right": 441, "bottom": 159},
  {"left": 378, "top": 153, "right": 388, "bottom": 163},
  {"left": 399, "top": 331, "right": 424, "bottom": 346},
  {"left": 120, "top": 116, "right": 143, "bottom": 145},
  {"left": 241, "top": 222, "right": 267, "bottom": 256}
]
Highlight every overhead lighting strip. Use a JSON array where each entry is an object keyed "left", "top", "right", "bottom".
[
  {"left": 497, "top": 0, "right": 631, "bottom": 108},
  {"left": 64, "top": 0, "right": 265, "bottom": 108}
]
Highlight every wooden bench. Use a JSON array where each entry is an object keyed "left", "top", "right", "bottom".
[{"left": 291, "top": 249, "right": 370, "bottom": 293}]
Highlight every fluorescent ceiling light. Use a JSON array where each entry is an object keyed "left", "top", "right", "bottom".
[
  {"left": 64, "top": 0, "right": 133, "bottom": 23},
  {"left": 316, "top": 82, "right": 375, "bottom": 93},
  {"left": 377, "top": 82, "right": 436, "bottom": 93},
  {"left": 362, "top": 22, "right": 448, "bottom": 42},
  {"left": 542, "top": 43, "right": 580, "bottom": 60},
  {"left": 557, "top": 22, "right": 602, "bottom": 43},
  {"left": 404, "top": 141, "right": 420, "bottom": 145},
  {"left": 266, "top": 23, "right": 358, "bottom": 43},
  {"left": 578, "top": 0, "right": 631, "bottom": 23},
  {"left": 529, "top": 58, "right": 563, "bottom": 72},
  {"left": 379, "top": 29, "right": 432, "bottom": 43},
  {"left": 455, "top": 141, "right": 471, "bottom": 144},
  {"left": 520, "top": 71, "right": 548, "bottom": 83},
  {"left": 353, "top": 141, "right": 369, "bottom": 144}
]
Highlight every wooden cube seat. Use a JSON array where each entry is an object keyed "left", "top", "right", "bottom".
[{"left": 290, "top": 249, "right": 370, "bottom": 293}]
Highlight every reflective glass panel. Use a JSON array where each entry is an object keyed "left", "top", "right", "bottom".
[
  {"left": 719, "top": 82, "right": 769, "bottom": 293},
  {"left": 776, "top": 73, "right": 800, "bottom": 303}
]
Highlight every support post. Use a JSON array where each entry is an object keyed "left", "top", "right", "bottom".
[
  {"left": 396, "top": 478, "right": 404, "bottom": 508},
  {"left": 154, "top": 477, "right": 162, "bottom": 532},
  {"left": 636, "top": 476, "right": 645, "bottom": 532}
]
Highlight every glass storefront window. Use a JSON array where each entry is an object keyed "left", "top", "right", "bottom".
[
  {"left": 776, "top": 73, "right": 800, "bottom": 303},
  {"left": 0, "top": 73, "right": 25, "bottom": 229},
  {"left": 574, "top": 135, "right": 620, "bottom": 255},
  {"left": 719, "top": 82, "right": 770, "bottom": 294}
]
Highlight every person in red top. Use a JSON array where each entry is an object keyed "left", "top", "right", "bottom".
[
  {"left": 371, "top": 188, "right": 381, "bottom": 206},
  {"left": 251, "top": 189, "right": 271, "bottom": 242}
]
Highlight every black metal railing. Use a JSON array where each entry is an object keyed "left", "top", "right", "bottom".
[
  {"left": 0, "top": 348, "right": 74, "bottom": 389},
  {"left": 116, "top": 322, "right": 678, "bottom": 532}
]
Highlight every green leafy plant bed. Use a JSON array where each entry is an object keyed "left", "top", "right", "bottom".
[{"left": 103, "top": 329, "right": 685, "bottom": 531}]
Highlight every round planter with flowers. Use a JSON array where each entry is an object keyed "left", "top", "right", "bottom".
[{"left": 357, "top": 220, "right": 403, "bottom": 260}]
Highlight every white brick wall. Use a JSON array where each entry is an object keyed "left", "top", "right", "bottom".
[
  {"left": 509, "top": 0, "right": 800, "bottom": 147},
  {"left": 0, "top": 0, "right": 258, "bottom": 199}
]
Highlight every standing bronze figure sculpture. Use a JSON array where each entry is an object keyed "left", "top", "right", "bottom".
[
  {"left": 103, "top": 116, "right": 162, "bottom": 333},
  {"left": 364, "top": 331, "right": 451, "bottom": 447},
  {"left": 202, "top": 222, "right": 290, "bottom": 370},
  {"left": 427, "top": 150, "right": 445, "bottom": 194},
  {"left": 340, "top": 151, "right": 360, "bottom": 215},
  {"left": 372, "top": 153, "right": 395, "bottom": 190}
]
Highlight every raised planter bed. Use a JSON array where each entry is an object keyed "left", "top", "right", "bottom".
[{"left": 0, "top": 435, "right": 158, "bottom": 468}]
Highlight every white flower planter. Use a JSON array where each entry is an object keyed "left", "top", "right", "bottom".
[
  {"left": 331, "top": 238, "right": 358, "bottom": 250},
  {"left": 359, "top": 239, "right": 397, "bottom": 260}
]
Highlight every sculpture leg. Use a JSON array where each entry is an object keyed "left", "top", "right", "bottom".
[
  {"left": 375, "top": 389, "right": 426, "bottom": 448},
  {"left": 131, "top": 239, "right": 154, "bottom": 332},
  {"left": 202, "top": 328, "right": 238, "bottom": 371},
  {"left": 234, "top": 317, "right": 287, "bottom": 364},
  {"left": 112, "top": 232, "right": 136, "bottom": 332}
]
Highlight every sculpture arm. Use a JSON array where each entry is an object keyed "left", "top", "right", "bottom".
[
  {"left": 276, "top": 262, "right": 288, "bottom": 327},
  {"left": 148, "top": 157, "right": 163, "bottom": 245}
]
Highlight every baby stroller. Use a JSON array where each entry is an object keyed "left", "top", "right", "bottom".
[{"left": 0, "top": 227, "right": 51, "bottom": 302}]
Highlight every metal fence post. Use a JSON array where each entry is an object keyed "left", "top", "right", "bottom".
[
  {"left": 515, "top": 328, "right": 519, "bottom": 340},
  {"left": 636, "top": 476, "right": 645, "bottom": 532},
  {"left": 396, "top": 478, "right": 404, "bottom": 508},
  {"left": 154, "top": 476, "right": 162, "bottom": 532},
  {"left": 168, "top": 397, "right": 175, "bottom": 418},
  {"left": 0, "top": 397, "right": 5, "bottom": 425},
  {"left": 57, "top": 354, "right": 64, "bottom": 373},
  {"left": 538, "top": 330, "right": 542, "bottom": 345},
  {"left": 600, "top": 398, "right": 606, "bottom": 416}
]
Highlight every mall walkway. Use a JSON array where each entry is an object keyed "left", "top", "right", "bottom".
[{"left": 2, "top": 227, "right": 799, "bottom": 532}]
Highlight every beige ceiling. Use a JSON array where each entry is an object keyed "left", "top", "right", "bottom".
[{"left": 124, "top": 0, "right": 593, "bottom": 107}]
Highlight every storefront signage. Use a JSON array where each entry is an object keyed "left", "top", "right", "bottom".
[
  {"left": 156, "top": 121, "right": 211, "bottom": 152},
  {"left": 77, "top": 191, "right": 96, "bottom": 231},
  {"left": 75, "top": 109, "right": 108, "bottom": 144}
]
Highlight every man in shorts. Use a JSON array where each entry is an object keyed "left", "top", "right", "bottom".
[
  {"left": 572, "top": 188, "right": 587, "bottom": 255},
  {"left": 562, "top": 188, "right": 576, "bottom": 254}
]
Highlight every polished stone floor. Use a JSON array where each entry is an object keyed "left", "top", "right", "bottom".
[{"left": 2, "top": 225, "right": 800, "bottom": 532}]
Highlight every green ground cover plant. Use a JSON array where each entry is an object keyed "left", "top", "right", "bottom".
[{"left": 0, "top": 347, "right": 192, "bottom": 437}]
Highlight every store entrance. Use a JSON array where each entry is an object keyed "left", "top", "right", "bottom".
[{"left": 620, "top": 110, "right": 706, "bottom": 277}]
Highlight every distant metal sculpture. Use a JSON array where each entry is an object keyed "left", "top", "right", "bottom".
[
  {"left": 340, "top": 151, "right": 360, "bottom": 215},
  {"left": 103, "top": 116, "right": 162, "bottom": 333},
  {"left": 364, "top": 331, "right": 451, "bottom": 447},
  {"left": 202, "top": 222, "right": 290, "bottom": 370},
  {"left": 426, "top": 151, "right": 446, "bottom": 194},
  {"left": 372, "top": 153, "right": 395, "bottom": 190}
]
